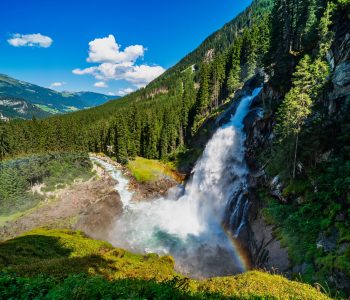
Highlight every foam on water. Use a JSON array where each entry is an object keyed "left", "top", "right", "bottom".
[{"left": 92, "top": 88, "right": 262, "bottom": 277}]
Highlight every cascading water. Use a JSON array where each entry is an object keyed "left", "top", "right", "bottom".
[
  {"left": 90, "top": 157, "right": 134, "bottom": 208},
  {"left": 95, "top": 88, "right": 261, "bottom": 277}
]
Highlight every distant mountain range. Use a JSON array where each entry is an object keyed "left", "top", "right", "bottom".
[{"left": 0, "top": 74, "right": 118, "bottom": 120}]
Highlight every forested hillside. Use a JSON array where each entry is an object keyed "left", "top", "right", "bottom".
[
  {"left": 0, "top": 74, "right": 116, "bottom": 116},
  {"left": 256, "top": 0, "right": 350, "bottom": 294},
  {"left": 0, "top": 0, "right": 273, "bottom": 162},
  {"left": 0, "top": 0, "right": 349, "bottom": 297},
  {"left": 0, "top": 96, "right": 50, "bottom": 120}
]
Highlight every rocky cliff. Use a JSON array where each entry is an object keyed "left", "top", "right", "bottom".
[{"left": 237, "top": 11, "right": 350, "bottom": 292}]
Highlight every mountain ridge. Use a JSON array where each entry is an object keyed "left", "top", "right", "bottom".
[{"left": 0, "top": 73, "right": 118, "bottom": 119}]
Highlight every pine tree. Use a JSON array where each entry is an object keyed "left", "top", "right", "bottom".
[
  {"left": 227, "top": 39, "right": 242, "bottom": 93},
  {"left": 276, "top": 54, "right": 330, "bottom": 178},
  {"left": 195, "top": 63, "right": 210, "bottom": 116},
  {"left": 0, "top": 127, "right": 9, "bottom": 161},
  {"left": 210, "top": 53, "right": 226, "bottom": 108},
  {"left": 181, "top": 69, "right": 196, "bottom": 139}
]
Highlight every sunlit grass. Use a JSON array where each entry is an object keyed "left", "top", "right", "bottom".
[
  {"left": 0, "top": 211, "right": 24, "bottom": 227},
  {"left": 0, "top": 229, "right": 330, "bottom": 299},
  {"left": 127, "top": 157, "right": 183, "bottom": 183}
]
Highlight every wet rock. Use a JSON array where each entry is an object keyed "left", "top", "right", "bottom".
[
  {"left": 329, "top": 272, "right": 350, "bottom": 293},
  {"left": 249, "top": 214, "right": 290, "bottom": 274},
  {"left": 337, "top": 243, "right": 349, "bottom": 255},
  {"left": 269, "top": 176, "right": 287, "bottom": 203},
  {"left": 329, "top": 32, "right": 350, "bottom": 103},
  {"left": 131, "top": 177, "right": 179, "bottom": 201},
  {"left": 0, "top": 176, "right": 122, "bottom": 241},
  {"left": 333, "top": 61, "right": 350, "bottom": 87},
  {"left": 292, "top": 262, "right": 311, "bottom": 275},
  {"left": 75, "top": 190, "right": 123, "bottom": 241},
  {"left": 316, "top": 229, "right": 338, "bottom": 252},
  {"left": 248, "top": 169, "right": 266, "bottom": 189}
]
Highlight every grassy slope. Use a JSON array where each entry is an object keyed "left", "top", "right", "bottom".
[
  {"left": 127, "top": 157, "right": 184, "bottom": 183},
  {"left": 0, "top": 229, "right": 330, "bottom": 299}
]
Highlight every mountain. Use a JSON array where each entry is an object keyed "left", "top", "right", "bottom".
[
  {"left": 0, "top": 96, "right": 51, "bottom": 120},
  {"left": 0, "top": 0, "right": 274, "bottom": 153},
  {"left": 1, "top": 0, "right": 350, "bottom": 296},
  {"left": 0, "top": 74, "right": 117, "bottom": 117},
  {"left": 74, "top": 91, "right": 117, "bottom": 107},
  {"left": 153, "top": 0, "right": 274, "bottom": 84}
]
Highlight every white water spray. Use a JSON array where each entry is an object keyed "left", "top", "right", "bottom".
[{"left": 94, "top": 88, "right": 261, "bottom": 277}]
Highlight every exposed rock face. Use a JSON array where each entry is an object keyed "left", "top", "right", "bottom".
[
  {"left": 333, "top": 60, "right": 350, "bottom": 87},
  {"left": 250, "top": 214, "right": 289, "bottom": 273},
  {"left": 0, "top": 176, "right": 123, "bottom": 242},
  {"left": 236, "top": 81, "right": 291, "bottom": 274},
  {"left": 130, "top": 177, "right": 179, "bottom": 201},
  {"left": 316, "top": 229, "right": 338, "bottom": 253},
  {"left": 328, "top": 26, "right": 350, "bottom": 114},
  {"left": 237, "top": 16, "right": 350, "bottom": 288},
  {"left": 74, "top": 190, "right": 122, "bottom": 241}
]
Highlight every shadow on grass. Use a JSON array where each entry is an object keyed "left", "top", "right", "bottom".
[
  {"left": 0, "top": 235, "right": 72, "bottom": 265},
  {"left": 0, "top": 272, "right": 245, "bottom": 300},
  {"left": 0, "top": 234, "right": 115, "bottom": 279},
  {"left": 0, "top": 234, "right": 235, "bottom": 299}
]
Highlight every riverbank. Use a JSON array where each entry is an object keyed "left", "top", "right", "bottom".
[
  {"left": 0, "top": 154, "right": 182, "bottom": 242},
  {"left": 91, "top": 154, "right": 182, "bottom": 201}
]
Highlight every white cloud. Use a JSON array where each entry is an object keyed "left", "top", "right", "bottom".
[
  {"left": 73, "top": 35, "right": 165, "bottom": 88},
  {"left": 73, "top": 62, "right": 165, "bottom": 87},
  {"left": 87, "top": 34, "right": 144, "bottom": 63},
  {"left": 50, "top": 82, "right": 66, "bottom": 89},
  {"left": 8, "top": 33, "right": 53, "bottom": 48},
  {"left": 117, "top": 88, "right": 134, "bottom": 96},
  {"left": 123, "top": 65, "right": 166, "bottom": 88},
  {"left": 94, "top": 81, "right": 108, "bottom": 88}
]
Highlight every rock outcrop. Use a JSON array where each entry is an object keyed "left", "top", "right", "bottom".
[{"left": 237, "top": 15, "right": 350, "bottom": 288}]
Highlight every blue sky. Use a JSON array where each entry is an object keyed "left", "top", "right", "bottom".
[{"left": 0, "top": 0, "right": 252, "bottom": 96}]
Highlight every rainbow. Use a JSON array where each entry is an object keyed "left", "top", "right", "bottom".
[{"left": 223, "top": 226, "right": 252, "bottom": 273}]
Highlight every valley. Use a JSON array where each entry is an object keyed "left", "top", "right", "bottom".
[
  {"left": 0, "top": 74, "right": 117, "bottom": 119},
  {"left": 0, "top": 0, "right": 349, "bottom": 298}
]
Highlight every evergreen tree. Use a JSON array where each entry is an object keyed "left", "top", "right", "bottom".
[
  {"left": 0, "top": 126, "right": 9, "bottom": 161},
  {"left": 227, "top": 39, "right": 242, "bottom": 93},
  {"left": 276, "top": 54, "right": 330, "bottom": 178},
  {"left": 195, "top": 63, "right": 210, "bottom": 115}
]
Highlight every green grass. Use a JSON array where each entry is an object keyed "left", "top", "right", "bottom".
[
  {"left": 127, "top": 156, "right": 183, "bottom": 183},
  {"left": 0, "top": 229, "right": 178, "bottom": 281},
  {"left": 0, "top": 211, "right": 24, "bottom": 227},
  {"left": 0, "top": 229, "right": 331, "bottom": 299},
  {"left": 34, "top": 104, "right": 61, "bottom": 114},
  {"left": 63, "top": 106, "right": 79, "bottom": 112}
]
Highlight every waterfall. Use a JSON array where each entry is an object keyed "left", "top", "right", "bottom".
[{"left": 98, "top": 88, "right": 262, "bottom": 277}]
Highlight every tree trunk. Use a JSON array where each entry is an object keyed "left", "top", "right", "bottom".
[{"left": 293, "top": 133, "right": 299, "bottom": 179}]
